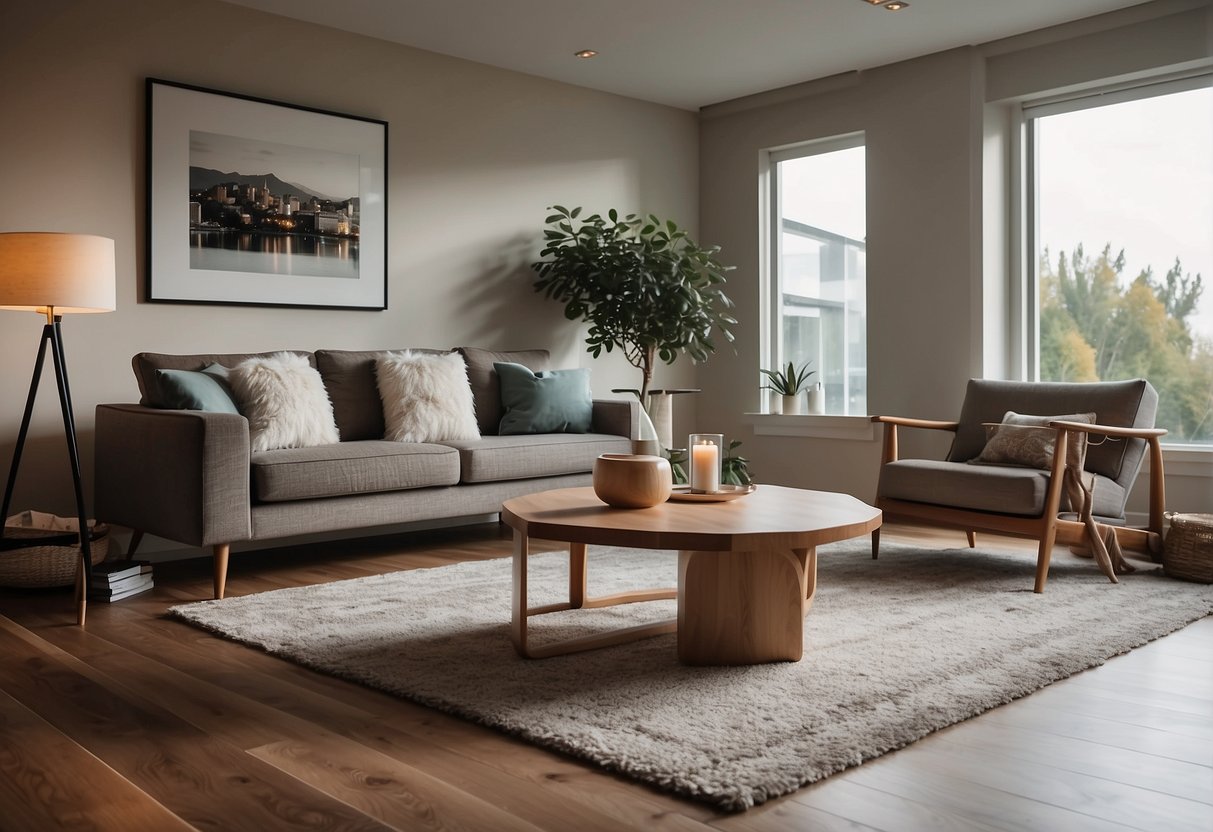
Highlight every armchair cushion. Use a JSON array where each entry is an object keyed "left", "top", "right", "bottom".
[
  {"left": 948, "top": 379, "right": 1156, "bottom": 483},
  {"left": 880, "top": 459, "right": 1128, "bottom": 520}
]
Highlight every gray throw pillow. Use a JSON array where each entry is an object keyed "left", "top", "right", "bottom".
[
  {"left": 153, "top": 364, "right": 240, "bottom": 414},
  {"left": 495, "top": 362, "right": 592, "bottom": 435}
]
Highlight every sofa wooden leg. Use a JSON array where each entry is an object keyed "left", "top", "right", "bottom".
[
  {"left": 966, "top": 531, "right": 977, "bottom": 548},
  {"left": 871, "top": 528, "right": 880, "bottom": 559},
  {"left": 213, "top": 544, "right": 230, "bottom": 600}
]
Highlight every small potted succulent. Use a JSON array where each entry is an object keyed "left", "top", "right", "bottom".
[{"left": 760, "top": 361, "right": 815, "bottom": 415}]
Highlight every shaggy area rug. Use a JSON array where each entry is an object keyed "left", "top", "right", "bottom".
[{"left": 170, "top": 541, "right": 1213, "bottom": 811}]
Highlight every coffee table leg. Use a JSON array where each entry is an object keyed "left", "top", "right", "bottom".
[
  {"left": 511, "top": 534, "right": 676, "bottom": 659},
  {"left": 677, "top": 548, "right": 813, "bottom": 665},
  {"left": 511, "top": 531, "right": 531, "bottom": 656}
]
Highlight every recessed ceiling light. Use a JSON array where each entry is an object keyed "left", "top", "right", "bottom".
[
  {"left": 883, "top": 1, "right": 908, "bottom": 9},
  {"left": 574, "top": 49, "right": 598, "bottom": 59},
  {"left": 862, "top": 0, "right": 883, "bottom": 4}
]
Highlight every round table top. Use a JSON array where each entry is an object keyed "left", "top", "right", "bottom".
[{"left": 501, "top": 485, "right": 881, "bottom": 552}]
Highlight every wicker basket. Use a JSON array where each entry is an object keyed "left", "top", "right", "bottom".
[
  {"left": 1162, "top": 513, "right": 1213, "bottom": 584},
  {"left": 1, "top": 511, "right": 116, "bottom": 589}
]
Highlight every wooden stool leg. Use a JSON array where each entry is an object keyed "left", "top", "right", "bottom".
[{"left": 966, "top": 531, "right": 977, "bottom": 548}]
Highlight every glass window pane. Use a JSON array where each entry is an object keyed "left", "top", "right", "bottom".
[
  {"left": 1033, "top": 84, "right": 1213, "bottom": 444},
  {"left": 771, "top": 144, "right": 866, "bottom": 415}
]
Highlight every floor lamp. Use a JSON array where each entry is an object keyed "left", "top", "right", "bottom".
[{"left": 0, "top": 233, "right": 116, "bottom": 626}]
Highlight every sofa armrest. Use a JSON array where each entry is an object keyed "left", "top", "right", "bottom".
[
  {"left": 94, "top": 404, "right": 252, "bottom": 547},
  {"left": 591, "top": 398, "right": 640, "bottom": 439}
]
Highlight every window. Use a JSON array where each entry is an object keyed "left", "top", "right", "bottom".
[
  {"left": 1026, "top": 77, "right": 1213, "bottom": 444},
  {"left": 766, "top": 135, "right": 867, "bottom": 415}
]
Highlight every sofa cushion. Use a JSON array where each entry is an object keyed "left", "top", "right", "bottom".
[
  {"left": 495, "top": 362, "right": 592, "bottom": 434},
  {"left": 153, "top": 365, "right": 239, "bottom": 413},
  {"left": 134, "top": 351, "right": 315, "bottom": 408},
  {"left": 440, "top": 433, "right": 631, "bottom": 484},
  {"left": 228, "top": 352, "right": 340, "bottom": 452},
  {"left": 251, "top": 441, "right": 460, "bottom": 502},
  {"left": 315, "top": 348, "right": 446, "bottom": 441},
  {"left": 376, "top": 351, "right": 480, "bottom": 443},
  {"left": 880, "top": 458, "right": 1127, "bottom": 520},
  {"left": 456, "top": 347, "right": 551, "bottom": 435}
]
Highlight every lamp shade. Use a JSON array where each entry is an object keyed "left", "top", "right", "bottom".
[{"left": 0, "top": 232, "right": 116, "bottom": 314}]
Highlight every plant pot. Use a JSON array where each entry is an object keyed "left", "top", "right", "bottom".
[
  {"left": 782, "top": 394, "right": 802, "bottom": 416},
  {"left": 768, "top": 392, "right": 783, "bottom": 415}
]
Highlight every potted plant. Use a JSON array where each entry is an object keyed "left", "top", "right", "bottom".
[
  {"left": 760, "top": 361, "right": 815, "bottom": 415},
  {"left": 532, "top": 206, "right": 736, "bottom": 414}
]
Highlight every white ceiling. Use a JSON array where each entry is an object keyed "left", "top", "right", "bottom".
[{"left": 224, "top": 0, "right": 1149, "bottom": 110}]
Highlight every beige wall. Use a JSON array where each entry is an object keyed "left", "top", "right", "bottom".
[
  {"left": 697, "top": 0, "right": 1213, "bottom": 514},
  {"left": 0, "top": 0, "right": 699, "bottom": 518}
]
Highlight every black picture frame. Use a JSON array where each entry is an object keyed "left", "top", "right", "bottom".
[{"left": 146, "top": 78, "right": 387, "bottom": 310}]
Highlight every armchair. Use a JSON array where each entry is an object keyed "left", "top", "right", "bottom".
[{"left": 872, "top": 379, "right": 1166, "bottom": 592}]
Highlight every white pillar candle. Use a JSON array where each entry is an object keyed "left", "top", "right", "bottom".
[{"left": 691, "top": 438, "right": 720, "bottom": 492}]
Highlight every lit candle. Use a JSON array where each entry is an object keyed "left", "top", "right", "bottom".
[{"left": 691, "top": 438, "right": 720, "bottom": 493}]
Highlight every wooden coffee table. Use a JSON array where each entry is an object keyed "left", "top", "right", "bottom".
[{"left": 501, "top": 485, "right": 881, "bottom": 665}]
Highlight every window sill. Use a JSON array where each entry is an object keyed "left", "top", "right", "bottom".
[
  {"left": 1149, "top": 446, "right": 1213, "bottom": 479},
  {"left": 744, "top": 413, "right": 879, "bottom": 441}
]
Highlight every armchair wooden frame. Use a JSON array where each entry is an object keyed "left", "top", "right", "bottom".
[{"left": 872, "top": 415, "right": 1167, "bottom": 593}]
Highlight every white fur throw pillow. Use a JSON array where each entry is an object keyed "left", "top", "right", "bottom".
[
  {"left": 375, "top": 351, "right": 480, "bottom": 443},
  {"left": 228, "top": 352, "right": 340, "bottom": 452}
]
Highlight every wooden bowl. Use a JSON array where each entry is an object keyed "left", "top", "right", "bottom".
[{"left": 592, "top": 454, "right": 672, "bottom": 508}]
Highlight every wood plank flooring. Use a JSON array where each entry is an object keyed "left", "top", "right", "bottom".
[{"left": 0, "top": 522, "right": 1208, "bottom": 831}]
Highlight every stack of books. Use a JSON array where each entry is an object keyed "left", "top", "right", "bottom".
[{"left": 89, "top": 560, "right": 153, "bottom": 602}]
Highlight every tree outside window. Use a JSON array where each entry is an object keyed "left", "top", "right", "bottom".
[{"left": 1031, "top": 80, "right": 1213, "bottom": 444}]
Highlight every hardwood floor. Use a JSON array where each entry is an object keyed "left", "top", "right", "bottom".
[{"left": 0, "top": 522, "right": 1209, "bottom": 831}]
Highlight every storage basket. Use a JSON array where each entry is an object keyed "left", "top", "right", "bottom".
[
  {"left": 1, "top": 511, "right": 116, "bottom": 588},
  {"left": 1162, "top": 513, "right": 1213, "bottom": 584}
]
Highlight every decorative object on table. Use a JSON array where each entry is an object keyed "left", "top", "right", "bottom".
[
  {"left": 1, "top": 511, "right": 116, "bottom": 589},
  {"left": 169, "top": 540, "right": 1212, "bottom": 812},
  {"left": 592, "top": 454, "right": 672, "bottom": 508},
  {"left": 668, "top": 483, "right": 757, "bottom": 502},
  {"left": 146, "top": 78, "right": 387, "bottom": 310},
  {"left": 668, "top": 438, "right": 750, "bottom": 490},
  {"left": 89, "top": 559, "right": 154, "bottom": 602},
  {"left": 532, "top": 205, "right": 735, "bottom": 421},
  {"left": 0, "top": 232, "right": 116, "bottom": 624},
  {"left": 688, "top": 433, "right": 723, "bottom": 493},
  {"left": 1162, "top": 513, "right": 1213, "bottom": 583},
  {"left": 760, "top": 361, "right": 815, "bottom": 416},
  {"left": 808, "top": 381, "right": 825, "bottom": 415}
]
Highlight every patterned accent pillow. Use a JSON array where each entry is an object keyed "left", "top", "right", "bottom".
[{"left": 973, "top": 411, "right": 1096, "bottom": 470}]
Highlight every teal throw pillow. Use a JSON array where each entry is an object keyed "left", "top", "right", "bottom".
[
  {"left": 154, "top": 364, "right": 240, "bottom": 414},
  {"left": 494, "top": 362, "right": 592, "bottom": 434}
]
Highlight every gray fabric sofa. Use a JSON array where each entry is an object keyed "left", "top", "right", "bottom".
[{"left": 94, "top": 347, "right": 637, "bottom": 598}]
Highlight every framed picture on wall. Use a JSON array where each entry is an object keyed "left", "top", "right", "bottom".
[{"left": 146, "top": 78, "right": 388, "bottom": 309}]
